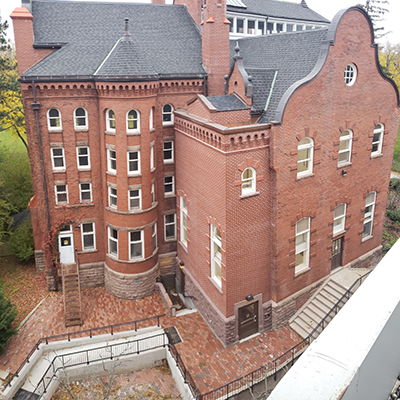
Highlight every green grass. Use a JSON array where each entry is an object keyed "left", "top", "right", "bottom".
[
  {"left": 393, "top": 125, "right": 400, "bottom": 173},
  {"left": 0, "top": 128, "right": 27, "bottom": 155}
]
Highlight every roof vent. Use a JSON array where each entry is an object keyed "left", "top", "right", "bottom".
[
  {"left": 300, "top": 0, "right": 309, "bottom": 8},
  {"left": 123, "top": 17, "right": 132, "bottom": 41}
]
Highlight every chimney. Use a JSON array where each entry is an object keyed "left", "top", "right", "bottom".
[
  {"left": 152, "top": 0, "right": 165, "bottom": 4},
  {"left": 173, "top": 0, "right": 202, "bottom": 25},
  {"left": 300, "top": 0, "right": 309, "bottom": 8},
  {"left": 202, "top": 0, "right": 230, "bottom": 96}
]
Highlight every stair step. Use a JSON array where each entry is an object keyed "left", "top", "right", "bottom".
[
  {"left": 322, "top": 285, "right": 343, "bottom": 301},
  {"left": 307, "top": 303, "right": 326, "bottom": 320},
  {"left": 312, "top": 298, "right": 331, "bottom": 315},
  {"left": 289, "top": 320, "right": 310, "bottom": 339},
  {"left": 325, "top": 282, "right": 345, "bottom": 299},
  {"left": 302, "top": 308, "right": 322, "bottom": 326},
  {"left": 319, "top": 289, "right": 339, "bottom": 307}
]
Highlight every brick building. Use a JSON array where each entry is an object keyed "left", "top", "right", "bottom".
[{"left": 12, "top": 0, "right": 399, "bottom": 345}]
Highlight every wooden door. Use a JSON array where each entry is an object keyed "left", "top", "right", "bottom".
[
  {"left": 239, "top": 302, "right": 258, "bottom": 340},
  {"left": 331, "top": 237, "right": 343, "bottom": 271}
]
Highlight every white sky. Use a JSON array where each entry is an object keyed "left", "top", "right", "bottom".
[{"left": 1, "top": 0, "right": 399, "bottom": 44}]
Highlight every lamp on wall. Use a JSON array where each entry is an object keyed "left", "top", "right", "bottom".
[
  {"left": 246, "top": 295, "right": 254, "bottom": 302},
  {"left": 342, "top": 169, "right": 347, "bottom": 176},
  {"left": 179, "top": 261, "right": 185, "bottom": 270}
]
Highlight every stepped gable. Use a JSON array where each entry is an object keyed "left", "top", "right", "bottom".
[
  {"left": 227, "top": 0, "right": 329, "bottom": 23},
  {"left": 23, "top": 0, "right": 205, "bottom": 80}
]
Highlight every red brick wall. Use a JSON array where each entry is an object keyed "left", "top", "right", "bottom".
[
  {"left": 174, "top": 0, "right": 202, "bottom": 25},
  {"left": 269, "top": 9, "right": 400, "bottom": 303}
]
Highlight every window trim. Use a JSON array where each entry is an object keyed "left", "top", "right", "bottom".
[
  {"left": 107, "top": 149, "right": 116, "bottom": 174},
  {"left": 150, "top": 145, "right": 155, "bottom": 170},
  {"left": 129, "top": 230, "right": 144, "bottom": 260},
  {"left": 81, "top": 222, "right": 96, "bottom": 251},
  {"left": 108, "top": 227, "right": 118, "bottom": 257},
  {"left": 297, "top": 137, "right": 314, "bottom": 177},
  {"left": 241, "top": 167, "right": 256, "bottom": 196},
  {"left": 55, "top": 184, "right": 68, "bottom": 204},
  {"left": 344, "top": 63, "right": 357, "bottom": 86},
  {"left": 108, "top": 186, "right": 117, "bottom": 209},
  {"left": 338, "top": 129, "right": 353, "bottom": 167},
  {"left": 51, "top": 148, "right": 65, "bottom": 171},
  {"left": 371, "top": 123, "right": 384, "bottom": 156},
  {"left": 149, "top": 107, "right": 154, "bottom": 131},
  {"left": 106, "top": 109, "right": 116, "bottom": 133},
  {"left": 164, "top": 175, "right": 175, "bottom": 197},
  {"left": 74, "top": 107, "right": 88, "bottom": 131},
  {"left": 151, "top": 182, "right": 155, "bottom": 204},
  {"left": 47, "top": 108, "right": 62, "bottom": 132},
  {"left": 162, "top": 104, "right": 174, "bottom": 126},
  {"left": 333, "top": 203, "right": 346, "bottom": 235},
  {"left": 76, "top": 146, "right": 91, "bottom": 171},
  {"left": 210, "top": 224, "right": 222, "bottom": 287},
  {"left": 164, "top": 213, "right": 177, "bottom": 241},
  {"left": 126, "top": 109, "right": 140, "bottom": 134},
  {"left": 128, "top": 188, "right": 142, "bottom": 211},
  {"left": 152, "top": 223, "right": 157, "bottom": 252},
  {"left": 295, "top": 217, "right": 310, "bottom": 274},
  {"left": 127, "top": 150, "right": 141, "bottom": 175},
  {"left": 362, "top": 192, "right": 376, "bottom": 240},
  {"left": 180, "top": 196, "right": 188, "bottom": 248},
  {"left": 79, "top": 182, "right": 92, "bottom": 203},
  {"left": 163, "top": 141, "right": 174, "bottom": 164}
]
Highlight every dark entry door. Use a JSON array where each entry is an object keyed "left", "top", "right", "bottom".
[
  {"left": 239, "top": 302, "right": 258, "bottom": 340},
  {"left": 331, "top": 237, "right": 343, "bottom": 271}
]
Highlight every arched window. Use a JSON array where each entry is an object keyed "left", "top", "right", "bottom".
[
  {"left": 47, "top": 108, "right": 62, "bottom": 131},
  {"left": 295, "top": 217, "right": 310, "bottom": 274},
  {"left": 126, "top": 109, "right": 140, "bottom": 133},
  {"left": 297, "top": 137, "right": 313, "bottom": 177},
  {"left": 371, "top": 123, "right": 384, "bottom": 156},
  {"left": 344, "top": 63, "right": 357, "bottom": 86},
  {"left": 338, "top": 129, "right": 353, "bottom": 166},
  {"left": 106, "top": 109, "right": 115, "bottom": 132},
  {"left": 162, "top": 104, "right": 174, "bottom": 126},
  {"left": 241, "top": 167, "right": 256, "bottom": 195},
  {"left": 74, "top": 107, "right": 88, "bottom": 130}
]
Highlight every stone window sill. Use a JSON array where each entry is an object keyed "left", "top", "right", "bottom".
[
  {"left": 240, "top": 191, "right": 260, "bottom": 200},
  {"left": 294, "top": 266, "right": 310, "bottom": 278},
  {"left": 362, "top": 235, "right": 373, "bottom": 243},
  {"left": 208, "top": 276, "right": 223, "bottom": 294},
  {"left": 296, "top": 172, "right": 314, "bottom": 181}
]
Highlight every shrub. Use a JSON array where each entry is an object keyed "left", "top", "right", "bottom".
[
  {"left": 386, "top": 209, "right": 400, "bottom": 222},
  {"left": 0, "top": 286, "right": 17, "bottom": 353},
  {"left": 9, "top": 217, "right": 34, "bottom": 262}
]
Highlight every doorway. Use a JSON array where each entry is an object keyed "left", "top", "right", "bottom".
[
  {"left": 331, "top": 237, "right": 343, "bottom": 271},
  {"left": 238, "top": 301, "right": 258, "bottom": 340},
  {"left": 58, "top": 225, "right": 75, "bottom": 264}
]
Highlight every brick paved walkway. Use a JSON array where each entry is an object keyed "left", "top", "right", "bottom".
[{"left": 0, "top": 287, "right": 301, "bottom": 396}]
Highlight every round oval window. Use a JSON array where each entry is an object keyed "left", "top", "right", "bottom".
[{"left": 344, "top": 63, "right": 357, "bottom": 86}]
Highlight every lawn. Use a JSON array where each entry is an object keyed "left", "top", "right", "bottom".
[
  {"left": 393, "top": 125, "right": 400, "bottom": 173},
  {"left": 0, "top": 129, "right": 27, "bottom": 154}
]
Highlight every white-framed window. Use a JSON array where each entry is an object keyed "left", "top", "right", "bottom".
[
  {"left": 127, "top": 151, "right": 140, "bottom": 175},
  {"left": 236, "top": 18, "right": 244, "bottom": 33},
  {"left": 363, "top": 192, "right": 376, "bottom": 239},
  {"left": 150, "top": 145, "right": 155, "bottom": 170},
  {"left": 127, "top": 109, "right": 140, "bottom": 133},
  {"left": 247, "top": 19, "right": 256, "bottom": 34},
  {"left": 108, "top": 186, "right": 117, "bottom": 208},
  {"left": 180, "top": 196, "right": 188, "bottom": 247},
  {"left": 163, "top": 141, "right": 174, "bottom": 163},
  {"left": 371, "top": 123, "right": 384, "bottom": 156},
  {"left": 81, "top": 222, "right": 95, "bottom": 251},
  {"left": 257, "top": 20, "right": 265, "bottom": 35},
  {"left": 129, "top": 189, "right": 141, "bottom": 210},
  {"left": 241, "top": 167, "right": 256, "bottom": 195},
  {"left": 76, "top": 147, "right": 90, "bottom": 170},
  {"left": 74, "top": 107, "right": 88, "bottom": 130},
  {"left": 107, "top": 149, "right": 116, "bottom": 173},
  {"left": 55, "top": 184, "right": 68, "bottom": 204},
  {"left": 149, "top": 107, "right": 154, "bottom": 130},
  {"left": 210, "top": 224, "right": 222, "bottom": 287},
  {"left": 295, "top": 217, "right": 310, "bottom": 274},
  {"left": 106, "top": 109, "right": 116, "bottom": 132},
  {"left": 267, "top": 22, "right": 274, "bottom": 34},
  {"left": 162, "top": 104, "right": 174, "bottom": 126},
  {"left": 47, "top": 108, "right": 62, "bottom": 131},
  {"left": 164, "top": 214, "right": 176, "bottom": 240},
  {"left": 51, "top": 148, "right": 65, "bottom": 171},
  {"left": 79, "top": 182, "right": 92, "bottom": 202},
  {"left": 333, "top": 203, "right": 346, "bottom": 235},
  {"left": 164, "top": 176, "right": 174, "bottom": 196},
  {"left": 152, "top": 223, "right": 157, "bottom": 252},
  {"left": 344, "top": 63, "right": 357, "bottom": 86},
  {"left": 151, "top": 182, "right": 155, "bottom": 204},
  {"left": 338, "top": 129, "right": 352, "bottom": 166},
  {"left": 297, "top": 137, "right": 313, "bottom": 177},
  {"left": 130, "top": 231, "right": 143, "bottom": 259},
  {"left": 108, "top": 227, "right": 118, "bottom": 257}
]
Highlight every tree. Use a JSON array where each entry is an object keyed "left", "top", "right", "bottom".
[
  {"left": 379, "top": 42, "right": 400, "bottom": 89},
  {"left": 358, "top": 0, "right": 389, "bottom": 38},
  {"left": 0, "top": 285, "right": 17, "bottom": 354}
]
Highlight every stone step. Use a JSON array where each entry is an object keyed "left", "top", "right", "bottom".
[{"left": 289, "top": 320, "right": 310, "bottom": 339}]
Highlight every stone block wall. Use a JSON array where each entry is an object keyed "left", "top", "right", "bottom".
[{"left": 79, "top": 262, "right": 104, "bottom": 288}]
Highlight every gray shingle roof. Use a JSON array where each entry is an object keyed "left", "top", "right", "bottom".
[
  {"left": 230, "top": 28, "right": 328, "bottom": 123},
  {"left": 207, "top": 94, "right": 249, "bottom": 111},
  {"left": 23, "top": 1, "right": 206, "bottom": 80},
  {"left": 227, "top": 0, "right": 329, "bottom": 23}
]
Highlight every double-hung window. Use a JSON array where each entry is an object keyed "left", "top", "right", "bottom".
[
  {"left": 363, "top": 192, "right": 376, "bottom": 239},
  {"left": 107, "top": 149, "right": 116, "bottom": 174},
  {"left": 108, "top": 227, "right": 118, "bottom": 257},
  {"left": 47, "top": 108, "right": 62, "bottom": 131},
  {"left": 162, "top": 104, "right": 174, "bottom": 126},
  {"left": 164, "top": 214, "right": 176, "bottom": 240},
  {"left": 127, "top": 109, "right": 140, "bottom": 133},
  {"left": 51, "top": 148, "right": 65, "bottom": 171},
  {"left": 130, "top": 231, "right": 143, "bottom": 259},
  {"left": 210, "top": 224, "right": 222, "bottom": 287},
  {"left": 79, "top": 183, "right": 92, "bottom": 202},
  {"left": 55, "top": 184, "right": 68, "bottom": 204},
  {"left": 150, "top": 145, "right": 155, "bottom": 170},
  {"left": 81, "top": 222, "right": 95, "bottom": 251},
  {"left": 127, "top": 151, "right": 140, "bottom": 175},
  {"left": 180, "top": 196, "right": 188, "bottom": 247},
  {"left": 241, "top": 167, "right": 256, "bottom": 195},
  {"left": 371, "top": 123, "right": 384, "bottom": 156},
  {"left": 151, "top": 182, "right": 155, "bottom": 204},
  {"left": 152, "top": 224, "right": 157, "bottom": 252},
  {"left": 163, "top": 141, "right": 174, "bottom": 163},
  {"left": 295, "top": 218, "right": 310, "bottom": 274},
  {"left": 129, "top": 189, "right": 141, "bottom": 210},
  {"left": 106, "top": 109, "right": 116, "bottom": 132},
  {"left": 74, "top": 107, "right": 88, "bottom": 130},
  {"left": 108, "top": 186, "right": 117, "bottom": 208},
  {"left": 77, "top": 147, "right": 90, "bottom": 170},
  {"left": 338, "top": 129, "right": 352, "bottom": 166},
  {"left": 164, "top": 176, "right": 174, "bottom": 196},
  {"left": 297, "top": 137, "right": 313, "bottom": 177},
  {"left": 333, "top": 203, "right": 346, "bottom": 235}
]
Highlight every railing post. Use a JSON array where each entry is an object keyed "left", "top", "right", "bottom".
[
  {"left": 90, "top": 329, "right": 92, "bottom": 339},
  {"left": 68, "top": 333, "right": 70, "bottom": 342},
  {"left": 135, "top": 321, "right": 137, "bottom": 331},
  {"left": 43, "top": 379, "right": 46, "bottom": 393},
  {"left": 274, "top": 360, "right": 277, "bottom": 381},
  {"left": 86, "top": 349, "right": 89, "bottom": 365},
  {"left": 111, "top": 326, "right": 114, "bottom": 335}
]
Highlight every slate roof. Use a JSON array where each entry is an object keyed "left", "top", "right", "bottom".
[
  {"left": 230, "top": 28, "right": 328, "bottom": 123},
  {"left": 227, "top": 0, "right": 329, "bottom": 24},
  {"left": 207, "top": 94, "right": 249, "bottom": 111},
  {"left": 23, "top": 1, "right": 206, "bottom": 80}
]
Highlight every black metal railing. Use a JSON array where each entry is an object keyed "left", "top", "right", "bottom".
[
  {"left": 200, "top": 269, "right": 372, "bottom": 400},
  {"left": 6, "top": 314, "right": 165, "bottom": 388}
]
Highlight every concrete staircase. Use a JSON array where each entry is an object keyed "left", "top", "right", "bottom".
[
  {"left": 62, "top": 263, "right": 83, "bottom": 327},
  {"left": 289, "top": 268, "right": 369, "bottom": 340}
]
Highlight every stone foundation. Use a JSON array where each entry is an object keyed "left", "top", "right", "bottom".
[
  {"left": 35, "top": 250, "right": 46, "bottom": 272},
  {"left": 79, "top": 262, "right": 104, "bottom": 288},
  {"left": 262, "top": 301, "right": 273, "bottom": 331},
  {"left": 344, "top": 245, "right": 382, "bottom": 270},
  {"left": 104, "top": 263, "right": 159, "bottom": 299}
]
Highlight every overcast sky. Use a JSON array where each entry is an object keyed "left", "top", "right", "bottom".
[{"left": 1, "top": 0, "right": 399, "bottom": 44}]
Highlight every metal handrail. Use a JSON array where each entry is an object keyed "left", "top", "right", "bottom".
[
  {"left": 6, "top": 314, "right": 165, "bottom": 387},
  {"left": 200, "top": 269, "right": 372, "bottom": 400}
]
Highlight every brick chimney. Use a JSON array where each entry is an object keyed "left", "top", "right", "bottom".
[
  {"left": 152, "top": 0, "right": 165, "bottom": 4},
  {"left": 11, "top": 7, "right": 53, "bottom": 75},
  {"left": 202, "top": 0, "right": 230, "bottom": 96},
  {"left": 173, "top": 0, "right": 202, "bottom": 25}
]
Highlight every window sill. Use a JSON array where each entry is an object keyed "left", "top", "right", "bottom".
[
  {"left": 332, "top": 229, "right": 346, "bottom": 239},
  {"left": 361, "top": 235, "right": 373, "bottom": 243},
  {"left": 179, "top": 241, "right": 188, "bottom": 253},
  {"left": 162, "top": 123, "right": 174, "bottom": 128},
  {"left": 164, "top": 193, "right": 176, "bottom": 199},
  {"left": 240, "top": 191, "right": 259, "bottom": 200},
  {"left": 78, "top": 168, "right": 91, "bottom": 172},
  {"left": 105, "top": 130, "right": 116, "bottom": 135},
  {"left": 370, "top": 152, "right": 383, "bottom": 160},
  {"left": 294, "top": 266, "right": 310, "bottom": 278},
  {"left": 296, "top": 172, "right": 314, "bottom": 181},
  {"left": 49, "top": 128, "right": 63, "bottom": 133},
  {"left": 150, "top": 128, "right": 155, "bottom": 133},
  {"left": 74, "top": 127, "right": 88, "bottom": 132},
  {"left": 53, "top": 169, "right": 66, "bottom": 173},
  {"left": 78, "top": 249, "right": 97, "bottom": 255},
  {"left": 106, "top": 171, "right": 117, "bottom": 176},
  {"left": 127, "top": 131, "right": 141, "bottom": 136},
  {"left": 164, "top": 238, "right": 177, "bottom": 243},
  {"left": 128, "top": 173, "right": 142, "bottom": 177},
  {"left": 208, "top": 276, "right": 223, "bottom": 294},
  {"left": 164, "top": 160, "right": 174, "bottom": 165},
  {"left": 56, "top": 203, "right": 94, "bottom": 209},
  {"left": 337, "top": 162, "right": 352, "bottom": 169},
  {"left": 151, "top": 167, "right": 156, "bottom": 173}
]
